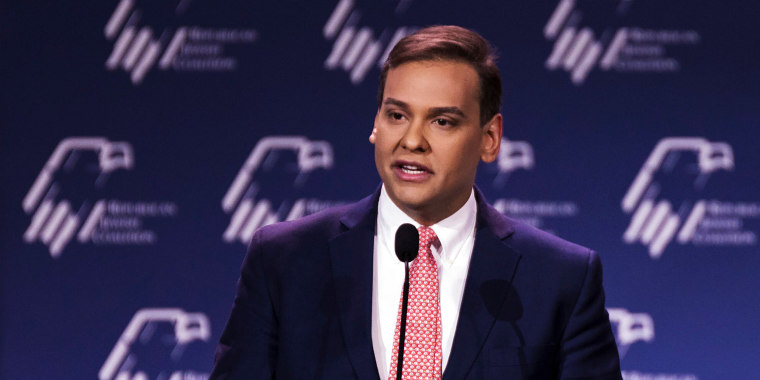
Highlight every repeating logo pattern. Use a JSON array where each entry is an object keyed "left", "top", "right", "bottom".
[
  {"left": 323, "top": 0, "right": 415, "bottom": 84},
  {"left": 99, "top": 308, "right": 211, "bottom": 380},
  {"left": 105, "top": 0, "right": 258, "bottom": 84},
  {"left": 544, "top": 0, "right": 700, "bottom": 85},
  {"left": 389, "top": 227, "right": 442, "bottom": 380},
  {"left": 22, "top": 137, "right": 177, "bottom": 257},
  {"left": 222, "top": 136, "right": 337, "bottom": 244},
  {"left": 622, "top": 137, "right": 736, "bottom": 258}
]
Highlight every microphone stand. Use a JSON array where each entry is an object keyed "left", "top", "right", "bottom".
[
  {"left": 394, "top": 223, "right": 418, "bottom": 380},
  {"left": 397, "top": 261, "right": 410, "bottom": 380}
]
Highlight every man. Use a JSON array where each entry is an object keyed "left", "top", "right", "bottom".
[{"left": 211, "top": 25, "right": 621, "bottom": 379}]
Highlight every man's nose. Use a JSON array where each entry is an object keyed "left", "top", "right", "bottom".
[{"left": 400, "top": 120, "right": 428, "bottom": 152}]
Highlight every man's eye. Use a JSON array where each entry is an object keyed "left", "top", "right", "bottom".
[
  {"left": 389, "top": 112, "right": 404, "bottom": 120},
  {"left": 434, "top": 118, "right": 453, "bottom": 127}
]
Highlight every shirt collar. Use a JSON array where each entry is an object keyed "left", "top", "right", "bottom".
[{"left": 377, "top": 185, "right": 477, "bottom": 266}]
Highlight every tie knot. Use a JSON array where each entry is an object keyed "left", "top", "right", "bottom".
[{"left": 417, "top": 226, "right": 437, "bottom": 249}]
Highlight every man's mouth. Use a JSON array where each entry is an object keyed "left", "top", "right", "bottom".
[
  {"left": 400, "top": 164, "right": 427, "bottom": 174},
  {"left": 394, "top": 161, "right": 432, "bottom": 172},
  {"left": 393, "top": 161, "right": 433, "bottom": 181}
]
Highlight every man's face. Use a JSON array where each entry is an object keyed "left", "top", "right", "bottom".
[{"left": 373, "top": 60, "right": 502, "bottom": 225}]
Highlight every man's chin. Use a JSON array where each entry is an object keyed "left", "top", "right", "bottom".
[
  {"left": 388, "top": 193, "right": 439, "bottom": 221},
  {"left": 386, "top": 185, "right": 432, "bottom": 206}
]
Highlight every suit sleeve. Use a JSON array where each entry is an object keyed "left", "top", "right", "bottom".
[
  {"left": 558, "top": 251, "right": 622, "bottom": 380},
  {"left": 210, "top": 229, "right": 278, "bottom": 379}
]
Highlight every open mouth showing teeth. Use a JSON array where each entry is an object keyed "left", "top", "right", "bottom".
[{"left": 400, "top": 165, "right": 426, "bottom": 174}]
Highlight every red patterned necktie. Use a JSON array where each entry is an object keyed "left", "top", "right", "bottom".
[{"left": 389, "top": 226, "right": 442, "bottom": 380}]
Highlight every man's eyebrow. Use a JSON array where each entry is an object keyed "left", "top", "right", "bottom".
[
  {"left": 428, "top": 106, "right": 466, "bottom": 118},
  {"left": 383, "top": 98, "right": 409, "bottom": 109},
  {"left": 383, "top": 98, "right": 467, "bottom": 118}
]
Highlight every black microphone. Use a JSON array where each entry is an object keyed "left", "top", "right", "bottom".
[
  {"left": 395, "top": 223, "right": 419, "bottom": 263},
  {"left": 394, "top": 223, "right": 418, "bottom": 380}
]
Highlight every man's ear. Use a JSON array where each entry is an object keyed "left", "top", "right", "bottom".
[
  {"left": 480, "top": 113, "right": 502, "bottom": 163},
  {"left": 369, "top": 112, "right": 380, "bottom": 144}
]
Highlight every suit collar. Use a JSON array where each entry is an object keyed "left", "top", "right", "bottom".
[
  {"left": 444, "top": 187, "right": 522, "bottom": 379},
  {"left": 473, "top": 186, "right": 515, "bottom": 240},
  {"left": 338, "top": 188, "right": 380, "bottom": 230},
  {"left": 330, "top": 189, "right": 381, "bottom": 380}
]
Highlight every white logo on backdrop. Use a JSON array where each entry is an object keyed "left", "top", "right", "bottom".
[
  {"left": 497, "top": 137, "right": 535, "bottom": 176},
  {"left": 22, "top": 137, "right": 177, "bottom": 257},
  {"left": 609, "top": 308, "right": 699, "bottom": 379},
  {"left": 323, "top": 0, "right": 416, "bottom": 84},
  {"left": 105, "top": 0, "right": 258, "bottom": 84},
  {"left": 490, "top": 138, "right": 579, "bottom": 235},
  {"left": 607, "top": 307, "right": 654, "bottom": 359},
  {"left": 622, "top": 137, "right": 758, "bottom": 258},
  {"left": 23, "top": 138, "right": 133, "bottom": 257},
  {"left": 622, "top": 372, "right": 698, "bottom": 380},
  {"left": 222, "top": 136, "right": 345, "bottom": 244},
  {"left": 544, "top": 0, "right": 700, "bottom": 85},
  {"left": 99, "top": 308, "right": 210, "bottom": 380}
]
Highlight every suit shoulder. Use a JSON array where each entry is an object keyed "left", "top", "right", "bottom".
[
  {"left": 498, "top": 216, "right": 605, "bottom": 316},
  {"left": 502, "top": 215, "right": 595, "bottom": 268},
  {"left": 238, "top": 202, "right": 356, "bottom": 277},
  {"left": 253, "top": 202, "right": 355, "bottom": 249},
  {"left": 252, "top": 190, "right": 377, "bottom": 247}
]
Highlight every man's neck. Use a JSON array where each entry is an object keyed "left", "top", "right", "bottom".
[
  {"left": 383, "top": 190, "right": 472, "bottom": 227},
  {"left": 378, "top": 185, "right": 475, "bottom": 227}
]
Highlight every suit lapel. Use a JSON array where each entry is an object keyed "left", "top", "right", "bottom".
[
  {"left": 443, "top": 190, "right": 522, "bottom": 380},
  {"left": 328, "top": 192, "right": 381, "bottom": 380}
]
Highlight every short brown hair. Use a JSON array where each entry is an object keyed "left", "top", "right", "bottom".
[{"left": 377, "top": 25, "right": 502, "bottom": 126}]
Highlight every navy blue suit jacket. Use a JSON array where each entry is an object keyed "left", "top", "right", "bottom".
[{"left": 211, "top": 189, "right": 621, "bottom": 379}]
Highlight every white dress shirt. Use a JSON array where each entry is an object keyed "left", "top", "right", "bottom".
[{"left": 371, "top": 185, "right": 477, "bottom": 378}]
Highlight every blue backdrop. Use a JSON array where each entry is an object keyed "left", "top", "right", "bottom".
[{"left": 2, "top": 1, "right": 759, "bottom": 379}]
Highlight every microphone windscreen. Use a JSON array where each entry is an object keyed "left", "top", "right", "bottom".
[{"left": 395, "top": 223, "right": 419, "bottom": 263}]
